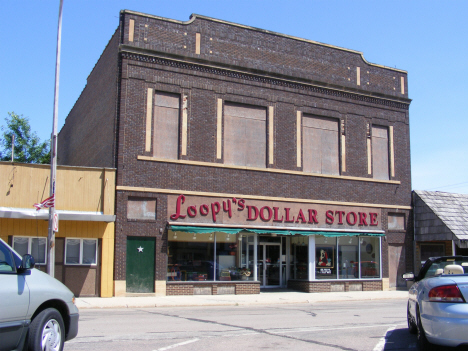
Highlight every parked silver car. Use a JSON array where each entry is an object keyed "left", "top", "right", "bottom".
[
  {"left": 404, "top": 256, "right": 468, "bottom": 350},
  {"left": 0, "top": 238, "right": 79, "bottom": 351}
]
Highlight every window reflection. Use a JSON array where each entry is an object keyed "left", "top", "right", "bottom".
[{"left": 290, "top": 236, "right": 308, "bottom": 280}]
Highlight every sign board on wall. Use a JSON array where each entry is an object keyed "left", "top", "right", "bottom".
[{"left": 167, "top": 195, "right": 382, "bottom": 231}]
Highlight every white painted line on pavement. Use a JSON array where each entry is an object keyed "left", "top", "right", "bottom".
[
  {"left": 154, "top": 338, "right": 200, "bottom": 351},
  {"left": 373, "top": 325, "right": 397, "bottom": 351},
  {"left": 272, "top": 323, "right": 405, "bottom": 335}
]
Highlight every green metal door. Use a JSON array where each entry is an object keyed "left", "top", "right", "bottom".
[{"left": 126, "top": 237, "right": 155, "bottom": 293}]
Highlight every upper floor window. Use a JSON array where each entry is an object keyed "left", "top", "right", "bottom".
[
  {"left": 224, "top": 103, "right": 266, "bottom": 168},
  {"left": 372, "top": 125, "right": 389, "bottom": 180},
  {"left": 13, "top": 236, "right": 47, "bottom": 265},
  {"left": 302, "top": 115, "right": 339, "bottom": 175},
  {"left": 153, "top": 92, "right": 180, "bottom": 159}
]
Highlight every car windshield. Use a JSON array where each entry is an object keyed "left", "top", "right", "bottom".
[{"left": 422, "top": 257, "right": 468, "bottom": 279}]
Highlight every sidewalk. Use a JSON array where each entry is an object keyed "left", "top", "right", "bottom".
[{"left": 75, "top": 290, "right": 408, "bottom": 310}]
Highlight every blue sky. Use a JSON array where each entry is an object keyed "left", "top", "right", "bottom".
[{"left": 1, "top": 1, "right": 467, "bottom": 193}]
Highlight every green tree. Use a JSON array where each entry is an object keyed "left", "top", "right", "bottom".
[{"left": 0, "top": 112, "right": 50, "bottom": 164}]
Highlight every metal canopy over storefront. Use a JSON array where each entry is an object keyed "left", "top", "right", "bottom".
[{"left": 170, "top": 225, "right": 385, "bottom": 237}]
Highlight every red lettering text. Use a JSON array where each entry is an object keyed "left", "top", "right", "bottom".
[
  {"left": 170, "top": 194, "right": 187, "bottom": 220},
  {"left": 187, "top": 205, "right": 197, "bottom": 217},
  {"left": 238, "top": 199, "right": 246, "bottom": 211},
  {"left": 325, "top": 210, "right": 334, "bottom": 224},
  {"left": 346, "top": 212, "right": 357, "bottom": 225},
  {"left": 247, "top": 205, "right": 259, "bottom": 220},
  {"left": 273, "top": 207, "right": 284, "bottom": 222},
  {"left": 358, "top": 212, "right": 368, "bottom": 226},
  {"left": 284, "top": 208, "right": 295, "bottom": 223},
  {"left": 296, "top": 209, "right": 306, "bottom": 223},
  {"left": 369, "top": 213, "right": 378, "bottom": 226},
  {"left": 211, "top": 202, "right": 220, "bottom": 222},
  {"left": 260, "top": 206, "right": 273, "bottom": 221},
  {"left": 200, "top": 204, "right": 209, "bottom": 216},
  {"left": 223, "top": 200, "right": 232, "bottom": 218},
  {"left": 335, "top": 211, "right": 345, "bottom": 225},
  {"left": 308, "top": 209, "right": 318, "bottom": 224}
]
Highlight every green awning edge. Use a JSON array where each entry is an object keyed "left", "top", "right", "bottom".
[{"left": 170, "top": 225, "right": 385, "bottom": 237}]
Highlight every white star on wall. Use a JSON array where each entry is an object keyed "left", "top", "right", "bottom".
[{"left": 137, "top": 246, "right": 144, "bottom": 253}]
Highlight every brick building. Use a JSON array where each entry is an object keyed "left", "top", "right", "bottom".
[{"left": 58, "top": 10, "right": 412, "bottom": 296}]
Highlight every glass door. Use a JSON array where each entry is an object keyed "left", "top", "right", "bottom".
[{"left": 258, "top": 243, "right": 282, "bottom": 288}]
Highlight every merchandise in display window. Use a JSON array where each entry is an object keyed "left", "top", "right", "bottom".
[
  {"left": 167, "top": 231, "right": 254, "bottom": 282},
  {"left": 315, "top": 235, "right": 381, "bottom": 280},
  {"left": 316, "top": 236, "right": 337, "bottom": 279},
  {"left": 359, "top": 237, "right": 380, "bottom": 278}
]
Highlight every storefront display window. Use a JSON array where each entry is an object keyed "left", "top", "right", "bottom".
[
  {"left": 167, "top": 230, "right": 254, "bottom": 282},
  {"left": 315, "top": 235, "right": 381, "bottom": 280},
  {"left": 359, "top": 237, "right": 380, "bottom": 278},
  {"left": 290, "top": 236, "right": 308, "bottom": 280},
  {"left": 168, "top": 230, "right": 381, "bottom": 283},
  {"left": 338, "top": 236, "right": 359, "bottom": 279},
  {"left": 167, "top": 231, "right": 214, "bottom": 281},
  {"left": 315, "top": 236, "right": 337, "bottom": 279}
]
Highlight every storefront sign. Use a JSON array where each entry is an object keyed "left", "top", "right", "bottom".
[{"left": 168, "top": 195, "right": 382, "bottom": 231}]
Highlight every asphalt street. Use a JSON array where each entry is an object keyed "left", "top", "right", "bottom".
[{"left": 67, "top": 297, "right": 419, "bottom": 351}]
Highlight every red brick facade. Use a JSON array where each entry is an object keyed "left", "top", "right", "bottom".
[{"left": 58, "top": 10, "right": 413, "bottom": 296}]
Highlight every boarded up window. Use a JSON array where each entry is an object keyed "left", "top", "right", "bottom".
[
  {"left": 224, "top": 103, "right": 266, "bottom": 168},
  {"left": 153, "top": 92, "right": 180, "bottom": 159},
  {"left": 302, "top": 115, "right": 339, "bottom": 175},
  {"left": 127, "top": 197, "right": 157, "bottom": 220},
  {"left": 388, "top": 213, "right": 405, "bottom": 230},
  {"left": 372, "top": 126, "right": 389, "bottom": 180}
]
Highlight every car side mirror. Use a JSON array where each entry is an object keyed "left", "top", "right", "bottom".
[
  {"left": 402, "top": 272, "right": 414, "bottom": 281},
  {"left": 20, "top": 254, "right": 35, "bottom": 270}
]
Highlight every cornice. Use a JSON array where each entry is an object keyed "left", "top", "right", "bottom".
[
  {"left": 121, "top": 10, "right": 407, "bottom": 74},
  {"left": 120, "top": 49, "right": 410, "bottom": 110}
]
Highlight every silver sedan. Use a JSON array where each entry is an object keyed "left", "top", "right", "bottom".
[{"left": 404, "top": 256, "right": 468, "bottom": 350}]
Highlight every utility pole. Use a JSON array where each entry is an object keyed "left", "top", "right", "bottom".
[{"left": 47, "top": 0, "right": 63, "bottom": 277}]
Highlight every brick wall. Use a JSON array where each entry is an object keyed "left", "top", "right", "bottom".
[
  {"left": 121, "top": 11, "right": 408, "bottom": 99},
  {"left": 288, "top": 280, "right": 382, "bottom": 292},
  {"left": 58, "top": 11, "right": 413, "bottom": 294},
  {"left": 166, "top": 282, "right": 260, "bottom": 295},
  {"left": 58, "top": 30, "right": 120, "bottom": 168}
]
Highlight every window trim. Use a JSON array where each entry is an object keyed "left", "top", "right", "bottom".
[
  {"left": 12, "top": 236, "right": 47, "bottom": 265},
  {"left": 65, "top": 238, "right": 98, "bottom": 266}
]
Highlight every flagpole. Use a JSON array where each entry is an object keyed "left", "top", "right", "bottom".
[{"left": 48, "top": 0, "right": 63, "bottom": 277}]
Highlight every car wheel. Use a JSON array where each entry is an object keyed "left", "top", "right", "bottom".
[
  {"left": 416, "top": 305, "right": 432, "bottom": 351},
  {"left": 28, "top": 308, "right": 65, "bottom": 351},
  {"left": 407, "top": 303, "right": 417, "bottom": 334}
]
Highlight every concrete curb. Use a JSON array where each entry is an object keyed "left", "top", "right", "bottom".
[{"left": 75, "top": 290, "right": 408, "bottom": 310}]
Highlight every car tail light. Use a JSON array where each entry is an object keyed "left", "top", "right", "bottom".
[{"left": 428, "top": 285, "right": 466, "bottom": 303}]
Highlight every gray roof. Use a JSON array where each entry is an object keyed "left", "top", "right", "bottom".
[{"left": 414, "top": 190, "right": 468, "bottom": 241}]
